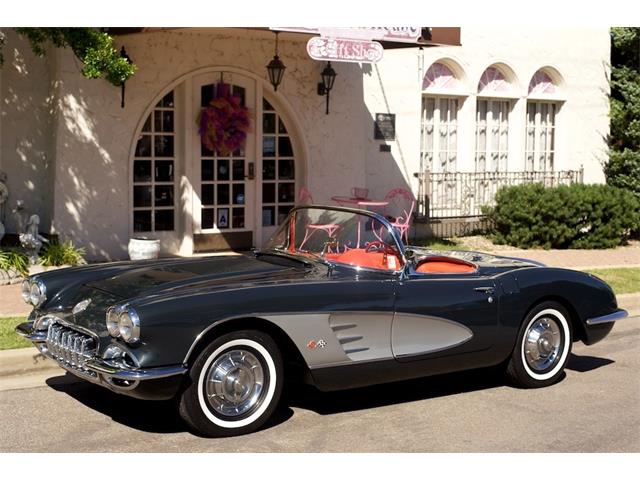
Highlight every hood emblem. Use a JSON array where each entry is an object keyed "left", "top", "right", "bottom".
[{"left": 72, "top": 298, "right": 92, "bottom": 315}]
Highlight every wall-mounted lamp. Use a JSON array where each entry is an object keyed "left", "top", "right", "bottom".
[
  {"left": 266, "top": 32, "right": 286, "bottom": 92},
  {"left": 120, "top": 46, "right": 132, "bottom": 108},
  {"left": 317, "top": 61, "right": 337, "bottom": 115}
]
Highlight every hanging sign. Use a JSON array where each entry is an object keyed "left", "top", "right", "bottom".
[
  {"left": 307, "top": 37, "right": 383, "bottom": 63},
  {"left": 272, "top": 27, "right": 422, "bottom": 43}
]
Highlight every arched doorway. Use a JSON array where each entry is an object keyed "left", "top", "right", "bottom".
[{"left": 130, "top": 68, "right": 305, "bottom": 255}]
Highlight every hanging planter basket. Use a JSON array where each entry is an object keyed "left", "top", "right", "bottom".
[{"left": 197, "top": 82, "right": 251, "bottom": 155}]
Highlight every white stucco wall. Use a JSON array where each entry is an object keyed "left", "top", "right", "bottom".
[
  {"left": 49, "top": 28, "right": 370, "bottom": 259},
  {"left": 361, "top": 26, "right": 611, "bottom": 203},
  {"left": 0, "top": 30, "right": 57, "bottom": 233},
  {"left": 0, "top": 27, "right": 611, "bottom": 259}
]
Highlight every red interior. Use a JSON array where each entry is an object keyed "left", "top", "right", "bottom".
[
  {"left": 324, "top": 248, "right": 402, "bottom": 271},
  {"left": 416, "top": 257, "right": 477, "bottom": 274}
]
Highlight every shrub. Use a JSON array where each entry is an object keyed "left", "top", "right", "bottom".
[
  {"left": 483, "top": 183, "right": 640, "bottom": 249},
  {"left": 39, "top": 240, "right": 86, "bottom": 267},
  {"left": 0, "top": 249, "right": 29, "bottom": 277},
  {"left": 605, "top": 149, "right": 640, "bottom": 197}
]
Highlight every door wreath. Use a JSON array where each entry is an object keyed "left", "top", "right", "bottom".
[{"left": 197, "top": 82, "right": 251, "bottom": 155}]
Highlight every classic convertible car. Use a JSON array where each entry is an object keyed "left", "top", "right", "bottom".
[{"left": 17, "top": 205, "right": 626, "bottom": 436}]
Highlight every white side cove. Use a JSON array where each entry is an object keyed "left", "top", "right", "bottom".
[
  {"left": 391, "top": 313, "right": 474, "bottom": 358},
  {"left": 263, "top": 311, "right": 473, "bottom": 368}
]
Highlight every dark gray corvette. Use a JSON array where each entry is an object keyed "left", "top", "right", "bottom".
[{"left": 17, "top": 206, "right": 627, "bottom": 436}]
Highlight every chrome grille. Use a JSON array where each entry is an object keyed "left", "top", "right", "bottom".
[{"left": 46, "top": 323, "right": 97, "bottom": 377}]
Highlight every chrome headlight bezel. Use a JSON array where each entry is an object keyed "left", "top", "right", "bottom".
[
  {"left": 28, "top": 279, "right": 47, "bottom": 307},
  {"left": 21, "top": 280, "right": 31, "bottom": 303},
  {"left": 118, "top": 309, "right": 141, "bottom": 344},
  {"left": 106, "top": 307, "right": 121, "bottom": 338},
  {"left": 106, "top": 306, "right": 141, "bottom": 345}
]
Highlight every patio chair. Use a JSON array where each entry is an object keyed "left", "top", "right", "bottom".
[{"left": 383, "top": 188, "right": 415, "bottom": 244}]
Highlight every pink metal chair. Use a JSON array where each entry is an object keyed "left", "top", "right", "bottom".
[
  {"left": 298, "top": 187, "right": 313, "bottom": 205},
  {"left": 383, "top": 188, "right": 415, "bottom": 244}
]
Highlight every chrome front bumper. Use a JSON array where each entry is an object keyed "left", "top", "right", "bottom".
[
  {"left": 585, "top": 309, "right": 628, "bottom": 325},
  {"left": 16, "top": 321, "right": 187, "bottom": 382}
]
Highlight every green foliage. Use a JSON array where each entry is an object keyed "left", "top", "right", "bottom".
[
  {"left": 0, "top": 249, "right": 29, "bottom": 277},
  {"left": 39, "top": 240, "right": 86, "bottom": 267},
  {"left": 605, "top": 149, "right": 640, "bottom": 195},
  {"left": 483, "top": 183, "right": 640, "bottom": 249},
  {"left": 0, "top": 317, "right": 32, "bottom": 350},
  {"left": 607, "top": 28, "right": 640, "bottom": 196},
  {"left": 12, "top": 28, "right": 136, "bottom": 86}
]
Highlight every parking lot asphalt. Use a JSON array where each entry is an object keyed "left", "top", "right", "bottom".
[{"left": 1, "top": 315, "right": 638, "bottom": 453}]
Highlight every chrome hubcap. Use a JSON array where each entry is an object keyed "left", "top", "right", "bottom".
[
  {"left": 205, "top": 349, "right": 265, "bottom": 417},
  {"left": 524, "top": 316, "right": 562, "bottom": 371}
]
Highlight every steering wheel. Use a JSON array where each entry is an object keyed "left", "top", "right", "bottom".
[{"left": 365, "top": 241, "right": 397, "bottom": 255}]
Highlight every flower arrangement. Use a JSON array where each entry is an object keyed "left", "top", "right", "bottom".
[{"left": 197, "top": 82, "right": 251, "bottom": 155}]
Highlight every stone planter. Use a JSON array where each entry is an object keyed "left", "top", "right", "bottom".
[{"left": 128, "top": 238, "right": 160, "bottom": 260}]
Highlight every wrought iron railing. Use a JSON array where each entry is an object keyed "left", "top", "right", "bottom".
[{"left": 415, "top": 168, "right": 584, "bottom": 219}]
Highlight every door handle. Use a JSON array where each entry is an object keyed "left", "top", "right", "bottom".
[{"left": 474, "top": 286, "right": 494, "bottom": 294}]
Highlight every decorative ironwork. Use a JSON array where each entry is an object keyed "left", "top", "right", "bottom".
[{"left": 415, "top": 168, "right": 584, "bottom": 219}]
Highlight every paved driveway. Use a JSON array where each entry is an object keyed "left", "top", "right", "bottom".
[{"left": 1, "top": 316, "right": 638, "bottom": 452}]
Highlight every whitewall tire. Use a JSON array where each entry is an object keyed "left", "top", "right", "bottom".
[
  {"left": 506, "top": 301, "right": 573, "bottom": 388},
  {"left": 179, "top": 330, "right": 284, "bottom": 437}
]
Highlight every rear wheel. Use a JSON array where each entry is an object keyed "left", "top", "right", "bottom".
[
  {"left": 506, "top": 301, "right": 572, "bottom": 388},
  {"left": 178, "top": 330, "right": 283, "bottom": 437}
]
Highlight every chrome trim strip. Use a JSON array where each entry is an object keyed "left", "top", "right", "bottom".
[
  {"left": 84, "top": 359, "right": 187, "bottom": 380},
  {"left": 586, "top": 309, "right": 628, "bottom": 325},
  {"left": 15, "top": 322, "right": 47, "bottom": 342}
]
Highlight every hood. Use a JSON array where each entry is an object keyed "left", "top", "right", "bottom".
[{"left": 84, "top": 254, "right": 300, "bottom": 300}]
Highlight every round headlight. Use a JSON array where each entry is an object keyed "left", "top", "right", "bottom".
[
  {"left": 106, "top": 308, "right": 120, "bottom": 337},
  {"left": 21, "top": 280, "right": 31, "bottom": 303},
  {"left": 118, "top": 309, "right": 140, "bottom": 344},
  {"left": 29, "top": 281, "right": 46, "bottom": 307}
]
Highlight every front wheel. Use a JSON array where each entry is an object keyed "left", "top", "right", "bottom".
[
  {"left": 506, "top": 301, "right": 573, "bottom": 388},
  {"left": 178, "top": 330, "right": 283, "bottom": 437}
]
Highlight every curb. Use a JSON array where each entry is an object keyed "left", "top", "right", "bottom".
[{"left": 1, "top": 293, "right": 639, "bottom": 383}]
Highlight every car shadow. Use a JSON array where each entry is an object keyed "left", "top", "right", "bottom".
[
  {"left": 565, "top": 353, "right": 615, "bottom": 373},
  {"left": 288, "top": 366, "right": 507, "bottom": 416},
  {"left": 45, "top": 373, "right": 294, "bottom": 436},
  {"left": 45, "top": 353, "right": 614, "bottom": 433}
]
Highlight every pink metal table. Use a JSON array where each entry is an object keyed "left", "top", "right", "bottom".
[{"left": 330, "top": 196, "right": 389, "bottom": 247}]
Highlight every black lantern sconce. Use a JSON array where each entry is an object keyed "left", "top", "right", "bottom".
[
  {"left": 119, "top": 46, "right": 132, "bottom": 108},
  {"left": 317, "top": 61, "right": 337, "bottom": 115},
  {"left": 266, "top": 32, "right": 286, "bottom": 92}
]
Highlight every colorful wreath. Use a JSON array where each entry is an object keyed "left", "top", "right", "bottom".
[{"left": 197, "top": 83, "right": 251, "bottom": 155}]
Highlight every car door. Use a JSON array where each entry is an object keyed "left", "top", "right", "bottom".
[{"left": 392, "top": 269, "right": 498, "bottom": 362}]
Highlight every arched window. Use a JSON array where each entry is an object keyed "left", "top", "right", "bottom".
[
  {"left": 525, "top": 69, "right": 563, "bottom": 171},
  {"left": 132, "top": 91, "right": 176, "bottom": 232},
  {"left": 475, "top": 66, "right": 516, "bottom": 172},
  {"left": 421, "top": 62, "right": 464, "bottom": 173}
]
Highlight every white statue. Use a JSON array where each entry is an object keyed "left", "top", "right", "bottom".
[{"left": 19, "top": 214, "right": 48, "bottom": 264}]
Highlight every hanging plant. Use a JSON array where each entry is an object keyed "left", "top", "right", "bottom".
[{"left": 197, "top": 82, "right": 251, "bottom": 155}]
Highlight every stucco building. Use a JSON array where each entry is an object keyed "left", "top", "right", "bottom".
[{"left": 0, "top": 27, "right": 610, "bottom": 259}]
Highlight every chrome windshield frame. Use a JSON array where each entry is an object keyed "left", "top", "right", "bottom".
[{"left": 264, "top": 205, "right": 408, "bottom": 270}]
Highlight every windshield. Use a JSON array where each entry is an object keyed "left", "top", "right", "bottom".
[{"left": 264, "top": 207, "right": 403, "bottom": 271}]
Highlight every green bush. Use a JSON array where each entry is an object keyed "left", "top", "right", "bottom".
[
  {"left": 483, "top": 183, "right": 640, "bottom": 249},
  {"left": 605, "top": 149, "right": 640, "bottom": 197},
  {"left": 0, "top": 249, "right": 29, "bottom": 277},
  {"left": 39, "top": 240, "right": 86, "bottom": 267}
]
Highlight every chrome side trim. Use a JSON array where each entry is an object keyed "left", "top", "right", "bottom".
[
  {"left": 586, "top": 309, "right": 628, "bottom": 325},
  {"left": 84, "top": 359, "right": 187, "bottom": 380}
]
